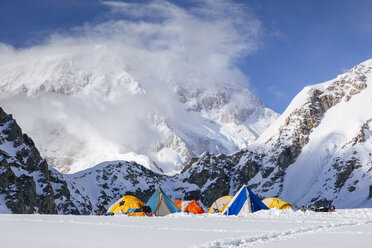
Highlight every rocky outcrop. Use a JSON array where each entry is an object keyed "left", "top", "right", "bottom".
[{"left": 0, "top": 107, "right": 81, "bottom": 214}]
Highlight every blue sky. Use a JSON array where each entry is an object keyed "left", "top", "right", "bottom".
[{"left": 1, "top": 0, "right": 371, "bottom": 113}]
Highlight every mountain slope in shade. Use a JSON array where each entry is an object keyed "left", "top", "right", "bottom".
[{"left": 0, "top": 44, "right": 278, "bottom": 174}]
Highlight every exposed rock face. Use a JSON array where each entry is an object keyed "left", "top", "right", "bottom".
[
  {"left": 0, "top": 107, "right": 81, "bottom": 214},
  {"left": 177, "top": 151, "right": 262, "bottom": 207},
  {"left": 270, "top": 67, "right": 367, "bottom": 158},
  {"left": 179, "top": 153, "right": 239, "bottom": 207}
]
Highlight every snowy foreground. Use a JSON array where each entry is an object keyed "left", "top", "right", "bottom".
[{"left": 1, "top": 209, "right": 371, "bottom": 248}]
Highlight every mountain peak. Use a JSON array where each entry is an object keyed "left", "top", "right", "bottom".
[{"left": 0, "top": 44, "right": 278, "bottom": 173}]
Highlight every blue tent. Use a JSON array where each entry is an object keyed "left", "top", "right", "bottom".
[
  {"left": 222, "top": 185, "right": 269, "bottom": 215},
  {"left": 145, "top": 187, "right": 180, "bottom": 216}
]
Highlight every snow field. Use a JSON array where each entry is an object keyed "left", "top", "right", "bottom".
[{"left": 0, "top": 209, "right": 371, "bottom": 248}]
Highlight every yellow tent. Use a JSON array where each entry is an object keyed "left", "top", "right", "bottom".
[
  {"left": 208, "top": 196, "right": 233, "bottom": 213},
  {"left": 262, "top": 197, "right": 293, "bottom": 210},
  {"left": 107, "top": 195, "right": 145, "bottom": 214}
]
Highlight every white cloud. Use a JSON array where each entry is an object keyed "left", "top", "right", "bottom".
[
  {"left": 2, "top": 0, "right": 262, "bottom": 86},
  {"left": 44, "top": 0, "right": 262, "bottom": 85}
]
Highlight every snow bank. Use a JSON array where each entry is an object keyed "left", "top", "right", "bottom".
[{"left": 0, "top": 208, "right": 371, "bottom": 248}]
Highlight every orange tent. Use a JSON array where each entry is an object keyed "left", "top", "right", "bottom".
[{"left": 174, "top": 200, "right": 205, "bottom": 214}]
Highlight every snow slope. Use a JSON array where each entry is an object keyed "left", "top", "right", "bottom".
[
  {"left": 0, "top": 209, "right": 371, "bottom": 248},
  {"left": 0, "top": 44, "right": 277, "bottom": 174}
]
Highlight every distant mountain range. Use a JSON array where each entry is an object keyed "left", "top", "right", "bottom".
[
  {"left": 1, "top": 57, "right": 371, "bottom": 214},
  {"left": 0, "top": 44, "right": 278, "bottom": 174}
]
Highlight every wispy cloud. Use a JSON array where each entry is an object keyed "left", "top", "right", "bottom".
[{"left": 61, "top": 0, "right": 262, "bottom": 84}]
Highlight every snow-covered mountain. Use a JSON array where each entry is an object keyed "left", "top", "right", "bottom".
[
  {"left": 184, "top": 58, "right": 372, "bottom": 208},
  {"left": 255, "top": 58, "right": 372, "bottom": 207},
  {"left": 1, "top": 58, "right": 372, "bottom": 215},
  {"left": 0, "top": 44, "right": 278, "bottom": 174}
]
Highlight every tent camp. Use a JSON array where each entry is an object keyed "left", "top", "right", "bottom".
[
  {"left": 107, "top": 195, "right": 144, "bottom": 214},
  {"left": 146, "top": 187, "right": 180, "bottom": 216},
  {"left": 222, "top": 185, "right": 269, "bottom": 215},
  {"left": 174, "top": 200, "right": 205, "bottom": 214},
  {"left": 262, "top": 197, "right": 293, "bottom": 210},
  {"left": 208, "top": 196, "right": 233, "bottom": 213}
]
